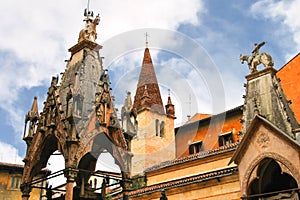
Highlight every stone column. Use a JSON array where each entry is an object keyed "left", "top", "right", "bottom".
[
  {"left": 64, "top": 168, "right": 78, "bottom": 200},
  {"left": 20, "top": 184, "right": 32, "bottom": 200},
  {"left": 121, "top": 171, "right": 131, "bottom": 200}
]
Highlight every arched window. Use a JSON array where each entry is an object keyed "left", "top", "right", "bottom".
[
  {"left": 248, "top": 158, "right": 298, "bottom": 199},
  {"left": 155, "top": 119, "right": 159, "bottom": 136},
  {"left": 160, "top": 121, "right": 165, "bottom": 138}
]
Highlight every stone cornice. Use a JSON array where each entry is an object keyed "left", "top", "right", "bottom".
[
  {"left": 69, "top": 39, "right": 102, "bottom": 55},
  {"left": 245, "top": 67, "right": 277, "bottom": 81}
]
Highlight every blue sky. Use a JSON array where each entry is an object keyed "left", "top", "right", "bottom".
[{"left": 0, "top": 0, "right": 299, "bottom": 171}]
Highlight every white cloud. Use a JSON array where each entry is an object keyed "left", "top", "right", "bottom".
[
  {"left": 0, "top": 141, "right": 23, "bottom": 164},
  {"left": 99, "top": 0, "right": 202, "bottom": 41},
  {"left": 251, "top": 0, "right": 300, "bottom": 60},
  {"left": 0, "top": 0, "right": 204, "bottom": 136},
  {"left": 109, "top": 48, "right": 221, "bottom": 126},
  {"left": 157, "top": 57, "right": 212, "bottom": 123}
]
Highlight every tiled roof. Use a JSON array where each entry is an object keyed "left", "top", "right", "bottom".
[
  {"left": 185, "top": 113, "right": 212, "bottom": 124},
  {"left": 129, "top": 166, "right": 238, "bottom": 197},
  {"left": 0, "top": 162, "right": 51, "bottom": 173},
  {"left": 145, "top": 142, "right": 239, "bottom": 172},
  {"left": 176, "top": 105, "right": 243, "bottom": 132},
  {"left": 133, "top": 48, "right": 165, "bottom": 114}
]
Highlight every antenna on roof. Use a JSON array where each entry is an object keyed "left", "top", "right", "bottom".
[
  {"left": 145, "top": 32, "right": 150, "bottom": 48},
  {"left": 187, "top": 94, "right": 191, "bottom": 121},
  {"left": 84, "top": 0, "right": 91, "bottom": 16},
  {"left": 87, "top": 0, "right": 91, "bottom": 12}
]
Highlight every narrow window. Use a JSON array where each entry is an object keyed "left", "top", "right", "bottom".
[
  {"left": 155, "top": 119, "right": 159, "bottom": 136},
  {"left": 189, "top": 141, "right": 203, "bottom": 154},
  {"left": 10, "top": 176, "right": 21, "bottom": 189},
  {"left": 218, "top": 132, "right": 233, "bottom": 147},
  {"left": 160, "top": 121, "right": 165, "bottom": 137}
]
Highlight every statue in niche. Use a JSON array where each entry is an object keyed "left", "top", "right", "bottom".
[
  {"left": 121, "top": 92, "right": 137, "bottom": 134},
  {"left": 95, "top": 71, "right": 111, "bottom": 124},
  {"left": 240, "top": 42, "right": 274, "bottom": 73},
  {"left": 46, "top": 77, "right": 58, "bottom": 127},
  {"left": 39, "top": 112, "right": 46, "bottom": 132},
  {"left": 50, "top": 106, "right": 57, "bottom": 126},
  {"left": 73, "top": 96, "right": 83, "bottom": 118}
]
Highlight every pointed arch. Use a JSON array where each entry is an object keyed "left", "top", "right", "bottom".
[
  {"left": 22, "top": 132, "right": 60, "bottom": 185},
  {"left": 76, "top": 132, "right": 130, "bottom": 197},
  {"left": 242, "top": 153, "right": 300, "bottom": 197},
  {"left": 248, "top": 159, "right": 298, "bottom": 194}
]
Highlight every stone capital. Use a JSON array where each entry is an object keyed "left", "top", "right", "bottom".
[
  {"left": 20, "top": 184, "right": 32, "bottom": 198},
  {"left": 64, "top": 168, "right": 79, "bottom": 182}
]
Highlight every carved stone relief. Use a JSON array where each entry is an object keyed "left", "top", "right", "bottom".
[{"left": 256, "top": 132, "right": 270, "bottom": 148}]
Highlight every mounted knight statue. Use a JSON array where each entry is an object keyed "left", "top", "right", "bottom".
[
  {"left": 78, "top": 9, "right": 100, "bottom": 42},
  {"left": 240, "top": 42, "right": 274, "bottom": 73}
]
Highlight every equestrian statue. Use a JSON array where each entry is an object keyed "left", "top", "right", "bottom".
[
  {"left": 78, "top": 9, "right": 100, "bottom": 42},
  {"left": 240, "top": 42, "right": 274, "bottom": 73}
]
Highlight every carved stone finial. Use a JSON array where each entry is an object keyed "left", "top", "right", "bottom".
[{"left": 240, "top": 42, "right": 274, "bottom": 74}]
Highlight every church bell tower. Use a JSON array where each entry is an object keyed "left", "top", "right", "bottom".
[{"left": 121, "top": 46, "right": 176, "bottom": 176}]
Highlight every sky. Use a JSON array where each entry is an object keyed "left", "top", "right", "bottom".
[{"left": 0, "top": 0, "right": 300, "bottom": 180}]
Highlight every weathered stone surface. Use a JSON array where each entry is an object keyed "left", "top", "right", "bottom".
[{"left": 242, "top": 67, "right": 299, "bottom": 137}]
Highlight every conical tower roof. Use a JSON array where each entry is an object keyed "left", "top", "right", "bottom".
[
  {"left": 133, "top": 48, "right": 165, "bottom": 114},
  {"left": 27, "top": 96, "right": 39, "bottom": 121}
]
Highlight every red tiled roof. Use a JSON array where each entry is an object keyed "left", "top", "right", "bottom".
[
  {"left": 133, "top": 48, "right": 165, "bottom": 114},
  {"left": 129, "top": 166, "right": 238, "bottom": 197},
  {"left": 145, "top": 142, "right": 239, "bottom": 172},
  {"left": 0, "top": 162, "right": 51, "bottom": 173},
  {"left": 176, "top": 105, "right": 243, "bottom": 131}
]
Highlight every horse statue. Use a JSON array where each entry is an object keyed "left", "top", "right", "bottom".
[
  {"left": 240, "top": 42, "right": 274, "bottom": 73},
  {"left": 78, "top": 13, "right": 100, "bottom": 42}
]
